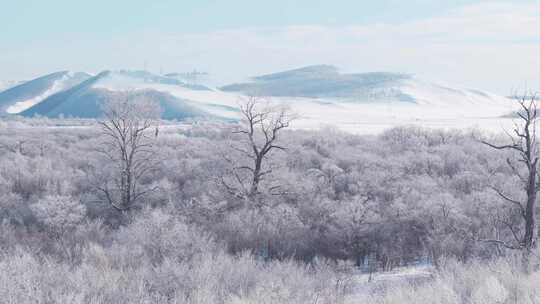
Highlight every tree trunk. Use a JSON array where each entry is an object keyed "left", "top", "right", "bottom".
[
  {"left": 249, "top": 156, "right": 263, "bottom": 198},
  {"left": 523, "top": 166, "right": 537, "bottom": 273}
]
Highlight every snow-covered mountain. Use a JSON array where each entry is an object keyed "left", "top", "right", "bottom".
[
  {"left": 20, "top": 70, "right": 217, "bottom": 120},
  {"left": 7, "top": 66, "right": 516, "bottom": 133},
  {"left": 218, "top": 65, "right": 515, "bottom": 133},
  {"left": 0, "top": 71, "right": 91, "bottom": 115},
  {"left": 222, "top": 65, "right": 508, "bottom": 106}
]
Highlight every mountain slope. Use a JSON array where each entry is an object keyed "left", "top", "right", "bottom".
[
  {"left": 0, "top": 71, "right": 91, "bottom": 115},
  {"left": 221, "top": 65, "right": 508, "bottom": 107},
  {"left": 21, "top": 72, "right": 110, "bottom": 118},
  {"left": 221, "top": 65, "right": 414, "bottom": 101},
  {"left": 21, "top": 71, "right": 211, "bottom": 120}
]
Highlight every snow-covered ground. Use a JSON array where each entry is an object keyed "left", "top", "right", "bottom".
[
  {"left": 351, "top": 265, "right": 433, "bottom": 285},
  {"left": 291, "top": 101, "right": 517, "bottom": 134},
  {"left": 346, "top": 265, "right": 434, "bottom": 302}
]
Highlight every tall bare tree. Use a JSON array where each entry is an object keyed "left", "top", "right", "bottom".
[
  {"left": 482, "top": 94, "right": 539, "bottom": 272},
  {"left": 221, "top": 96, "right": 294, "bottom": 203},
  {"left": 95, "top": 91, "right": 161, "bottom": 212}
]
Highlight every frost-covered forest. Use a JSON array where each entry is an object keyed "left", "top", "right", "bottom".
[{"left": 1, "top": 95, "right": 540, "bottom": 304}]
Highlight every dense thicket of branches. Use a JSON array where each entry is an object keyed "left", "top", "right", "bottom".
[
  {"left": 2, "top": 115, "right": 540, "bottom": 302},
  {"left": 0, "top": 118, "right": 533, "bottom": 267}
]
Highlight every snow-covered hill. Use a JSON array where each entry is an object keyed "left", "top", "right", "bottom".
[
  {"left": 11, "top": 66, "right": 517, "bottom": 133},
  {"left": 0, "top": 71, "right": 91, "bottom": 115},
  {"left": 222, "top": 65, "right": 509, "bottom": 106},
  {"left": 90, "top": 71, "right": 240, "bottom": 119},
  {"left": 220, "top": 65, "right": 516, "bottom": 132},
  {"left": 21, "top": 71, "right": 215, "bottom": 120}
]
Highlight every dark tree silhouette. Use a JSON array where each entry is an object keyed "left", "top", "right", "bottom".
[
  {"left": 221, "top": 96, "right": 294, "bottom": 204},
  {"left": 482, "top": 94, "right": 539, "bottom": 272}
]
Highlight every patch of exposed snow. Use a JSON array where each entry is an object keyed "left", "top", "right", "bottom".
[
  {"left": 346, "top": 265, "right": 434, "bottom": 302},
  {"left": 352, "top": 265, "right": 434, "bottom": 284}
]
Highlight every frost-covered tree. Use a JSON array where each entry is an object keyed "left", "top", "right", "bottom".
[
  {"left": 94, "top": 91, "right": 161, "bottom": 211},
  {"left": 31, "top": 195, "right": 87, "bottom": 235},
  {"left": 221, "top": 96, "right": 294, "bottom": 204},
  {"left": 30, "top": 195, "right": 87, "bottom": 260},
  {"left": 481, "top": 94, "right": 540, "bottom": 272}
]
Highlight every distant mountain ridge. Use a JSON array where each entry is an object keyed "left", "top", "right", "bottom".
[
  {"left": 0, "top": 65, "right": 512, "bottom": 122},
  {"left": 221, "top": 65, "right": 414, "bottom": 101},
  {"left": 219, "top": 65, "right": 510, "bottom": 108}
]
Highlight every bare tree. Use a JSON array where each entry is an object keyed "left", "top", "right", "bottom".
[
  {"left": 221, "top": 96, "right": 294, "bottom": 203},
  {"left": 481, "top": 94, "right": 539, "bottom": 272},
  {"left": 95, "top": 91, "right": 161, "bottom": 212}
]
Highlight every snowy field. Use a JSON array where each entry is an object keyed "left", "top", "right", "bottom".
[
  {"left": 346, "top": 265, "right": 434, "bottom": 302},
  {"left": 288, "top": 101, "right": 517, "bottom": 134}
]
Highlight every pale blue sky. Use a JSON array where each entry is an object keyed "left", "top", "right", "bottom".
[
  {"left": 2, "top": 0, "right": 479, "bottom": 38},
  {"left": 1, "top": 0, "right": 540, "bottom": 93}
]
